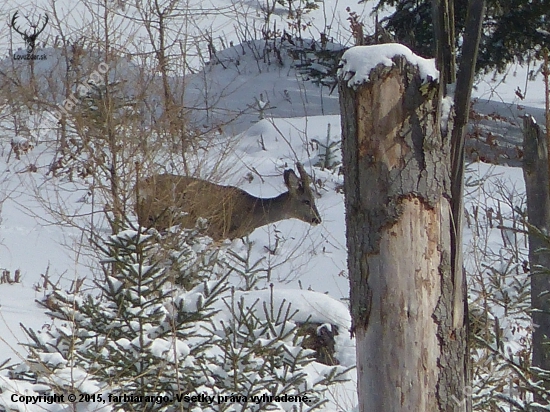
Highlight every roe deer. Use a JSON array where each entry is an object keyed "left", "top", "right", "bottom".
[{"left": 136, "top": 163, "right": 321, "bottom": 240}]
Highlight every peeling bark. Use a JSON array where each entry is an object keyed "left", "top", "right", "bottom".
[{"left": 339, "top": 55, "right": 467, "bottom": 411}]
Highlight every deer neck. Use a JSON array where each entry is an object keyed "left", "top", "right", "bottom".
[{"left": 253, "top": 191, "right": 291, "bottom": 225}]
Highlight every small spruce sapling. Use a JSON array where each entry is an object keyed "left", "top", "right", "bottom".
[{"left": 313, "top": 123, "right": 341, "bottom": 171}]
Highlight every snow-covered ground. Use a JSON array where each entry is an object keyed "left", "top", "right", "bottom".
[{"left": 0, "top": 0, "right": 547, "bottom": 410}]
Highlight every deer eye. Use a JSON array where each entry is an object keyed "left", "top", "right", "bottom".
[{"left": 303, "top": 200, "right": 311, "bottom": 206}]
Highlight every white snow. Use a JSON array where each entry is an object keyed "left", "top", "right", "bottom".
[
  {"left": 217, "top": 289, "right": 351, "bottom": 330},
  {"left": 150, "top": 338, "right": 190, "bottom": 361},
  {"left": 338, "top": 44, "right": 439, "bottom": 89},
  {"left": 0, "top": 0, "right": 545, "bottom": 410},
  {"left": 440, "top": 95, "right": 455, "bottom": 134}
]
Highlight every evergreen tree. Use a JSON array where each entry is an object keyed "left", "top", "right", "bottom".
[
  {"left": 0, "top": 228, "right": 350, "bottom": 411},
  {"left": 4, "top": 228, "right": 227, "bottom": 411},
  {"left": 209, "top": 287, "right": 349, "bottom": 411},
  {"left": 371, "top": 0, "right": 550, "bottom": 72}
]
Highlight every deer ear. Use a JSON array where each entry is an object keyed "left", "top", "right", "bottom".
[{"left": 284, "top": 169, "right": 301, "bottom": 193}]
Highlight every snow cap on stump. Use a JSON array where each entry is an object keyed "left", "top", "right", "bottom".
[{"left": 337, "top": 43, "right": 439, "bottom": 89}]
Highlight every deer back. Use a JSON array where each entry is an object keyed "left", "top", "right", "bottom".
[{"left": 136, "top": 164, "right": 321, "bottom": 240}]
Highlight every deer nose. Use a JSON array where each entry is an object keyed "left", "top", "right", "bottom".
[{"left": 312, "top": 216, "right": 321, "bottom": 225}]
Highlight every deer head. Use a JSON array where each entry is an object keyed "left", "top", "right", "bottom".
[
  {"left": 283, "top": 162, "right": 322, "bottom": 225},
  {"left": 11, "top": 11, "right": 48, "bottom": 54}
]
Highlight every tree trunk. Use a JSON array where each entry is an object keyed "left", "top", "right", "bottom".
[
  {"left": 522, "top": 115, "right": 550, "bottom": 401},
  {"left": 339, "top": 51, "right": 468, "bottom": 411},
  {"left": 447, "top": 4, "right": 484, "bottom": 409}
]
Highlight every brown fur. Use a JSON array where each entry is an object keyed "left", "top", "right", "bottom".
[{"left": 136, "top": 164, "right": 321, "bottom": 240}]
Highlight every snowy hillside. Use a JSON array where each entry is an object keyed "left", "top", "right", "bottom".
[
  {"left": 0, "top": 21, "right": 359, "bottom": 408},
  {"left": 0, "top": 0, "right": 548, "bottom": 410}
]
